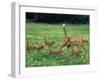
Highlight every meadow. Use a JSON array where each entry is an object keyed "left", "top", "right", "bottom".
[{"left": 26, "top": 22, "right": 89, "bottom": 67}]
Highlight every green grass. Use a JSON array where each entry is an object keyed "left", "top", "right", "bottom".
[{"left": 26, "top": 22, "right": 89, "bottom": 67}]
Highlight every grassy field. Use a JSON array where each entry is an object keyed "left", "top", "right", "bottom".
[{"left": 26, "top": 22, "right": 89, "bottom": 67}]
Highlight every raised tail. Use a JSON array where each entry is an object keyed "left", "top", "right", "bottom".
[{"left": 63, "top": 26, "right": 67, "bottom": 38}]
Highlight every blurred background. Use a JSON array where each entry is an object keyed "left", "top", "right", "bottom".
[{"left": 26, "top": 12, "right": 89, "bottom": 24}]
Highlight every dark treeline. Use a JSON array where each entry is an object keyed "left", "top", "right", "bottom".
[{"left": 26, "top": 12, "right": 89, "bottom": 24}]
